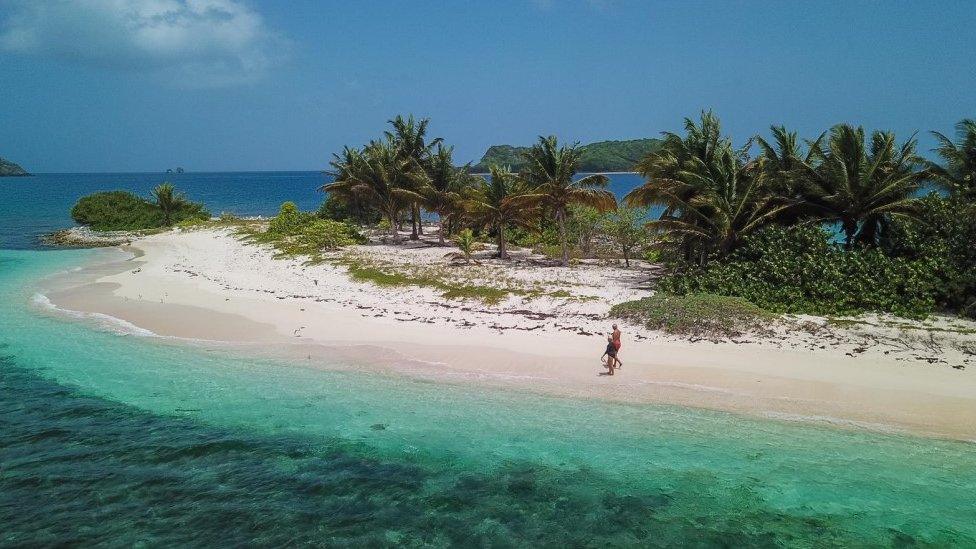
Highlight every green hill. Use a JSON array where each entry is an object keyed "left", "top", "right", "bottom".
[
  {"left": 0, "top": 157, "right": 30, "bottom": 177},
  {"left": 470, "top": 138, "right": 661, "bottom": 173}
]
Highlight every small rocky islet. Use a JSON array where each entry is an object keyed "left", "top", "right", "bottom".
[{"left": 0, "top": 157, "right": 30, "bottom": 177}]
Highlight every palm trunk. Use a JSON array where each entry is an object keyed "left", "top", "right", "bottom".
[
  {"left": 438, "top": 214, "right": 447, "bottom": 245},
  {"left": 557, "top": 207, "right": 569, "bottom": 266},
  {"left": 410, "top": 205, "right": 419, "bottom": 240},
  {"left": 416, "top": 204, "right": 424, "bottom": 236},
  {"left": 497, "top": 223, "right": 508, "bottom": 259},
  {"left": 387, "top": 209, "right": 398, "bottom": 242}
]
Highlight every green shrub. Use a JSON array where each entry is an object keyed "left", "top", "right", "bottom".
[
  {"left": 71, "top": 191, "right": 162, "bottom": 231},
  {"left": 267, "top": 202, "right": 315, "bottom": 236},
  {"left": 176, "top": 217, "right": 208, "bottom": 229},
  {"left": 611, "top": 293, "right": 775, "bottom": 338},
  {"left": 70, "top": 190, "right": 209, "bottom": 231},
  {"left": 317, "top": 194, "right": 382, "bottom": 225},
  {"left": 883, "top": 194, "right": 976, "bottom": 319},
  {"left": 661, "top": 225, "right": 938, "bottom": 318},
  {"left": 287, "top": 219, "right": 365, "bottom": 253},
  {"left": 242, "top": 202, "right": 364, "bottom": 261}
]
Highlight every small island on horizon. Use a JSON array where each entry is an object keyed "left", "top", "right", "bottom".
[
  {"left": 0, "top": 156, "right": 30, "bottom": 177},
  {"left": 470, "top": 138, "right": 661, "bottom": 173}
]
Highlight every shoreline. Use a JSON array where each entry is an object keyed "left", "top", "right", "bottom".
[{"left": 35, "top": 228, "right": 976, "bottom": 441}]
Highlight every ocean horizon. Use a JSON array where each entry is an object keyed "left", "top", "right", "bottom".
[{"left": 0, "top": 171, "right": 648, "bottom": 250}]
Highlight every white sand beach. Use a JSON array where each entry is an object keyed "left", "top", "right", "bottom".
[{"left": 40, "top": 228, "right": 976, "bottom": 441}]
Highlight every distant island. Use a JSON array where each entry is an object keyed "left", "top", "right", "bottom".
[
  {"left": 0, "top": 156, "right": 30, "bottom": 176},
  {"left": 470, "top": 138, "right": 661, "bottom": 173}
]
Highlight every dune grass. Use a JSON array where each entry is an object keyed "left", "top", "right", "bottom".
[{"left": 611, "top": 293, "right": 776, "bottom": 338}]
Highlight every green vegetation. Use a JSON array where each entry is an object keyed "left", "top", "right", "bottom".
[
  {"left": 521, "top": 136, "right": 617, "bottom": 265},
  {"left": 466, "top": 165, "right": 542, "bottom": 259},
  {"left": 343, "top": 260, "right": 575, "bottom": 305},
  {"left": 883, "top": 194, "right": 976, "bottom": 318},
  {"left": 601, "top": 206, "right": 648, "bottom": 267},
  {"left": 345, "top": 262, "right": 509, "bottom": 304},
  {"left": 239, "top": 202, "right": 364, "bottom": 263},
  {"left": 625, "top": 111, "right": 976, "bottom": 320},
  {"left": 611, "top": 293, "right": 775, "bottom": 338},
  {"left": 0, "top": 157, "right": 29, "bottom": 176},
  {"left": 453, "top": 228, "right": 476, "bottom": 263},
  {"left": 314, "top": 112, "right": 975, "bottom": 320},
  {"left": 925, "top": 118, "right": 976, "bottom": 202},
  {"left": 470, "top": 138, "right": 661, "bottom": 173},
  {"left": 660, "top": 225, "right": 937, "bottom": 318},
  {"left": 70, "top": 185, "right": 209, "bottom": 231}
]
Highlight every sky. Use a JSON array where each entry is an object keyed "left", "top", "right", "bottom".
[{"left": 1, "top": 0, "right": 974, "bottom": 173}]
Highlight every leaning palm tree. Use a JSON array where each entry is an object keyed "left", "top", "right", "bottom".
[
  {"left": 926, "top": 118, "right": 976, "bottom": 201},
  {"left": 805, "top": 124, "right": 925, "bottom": 248},
  {"left": 321, "top": 139, "right": 421, "bottom": 242},
  {"left": 151, "top": 182, "right": 185, "bottom": 226},
  {"left": 520, "top": 136, "right": 616, "bottom": 265},
  {"left": 466, "top": 165, "right": 542, "bottom": 259},
  {"left": 415, "top": 144, "right": 477, "bottom": 245},
  {"left": 320, "top": 146, "right": 381, "bottom": 224},
  {"left": 386, "top": 114, "right": 442, "bottom": 240}
]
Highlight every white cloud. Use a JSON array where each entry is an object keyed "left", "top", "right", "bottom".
[{"left": 0, "top": 0, "right": 287, "bottom": 87}]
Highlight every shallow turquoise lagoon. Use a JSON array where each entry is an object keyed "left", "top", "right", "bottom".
[{"left": 2, "top": 249, "right": 975, "bottom": 547}]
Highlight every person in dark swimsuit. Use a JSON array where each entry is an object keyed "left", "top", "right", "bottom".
[{"left": 601, "top": 336, "right": 618, "bottom": 375}]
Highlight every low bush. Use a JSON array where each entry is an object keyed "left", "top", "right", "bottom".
[
  {"left": 267, "top": 202, "right": 316, "bottom": 236},
  {"left": 71, "top": 189, "right": 209, "bottom": 231},
  {"left": 883, "top": 194, "right": 976, "bottom": 319},
  {"left": 71, "top": 191, "right": 161, "bottom": 231},
  {"left": 610, "top": 293, "right": 775, "bottom": 338},
  {"left": 283, "top": 219, "right": 365, "bottom": 255},
  {"left": 318, "top": 194, "right": 382, "bottom": 225},
  {"left": 661, "top": 225, "right": 938, "bottom": 318},
  {"left": 242, "top": 202, "right": 364, "bottom": 261}
]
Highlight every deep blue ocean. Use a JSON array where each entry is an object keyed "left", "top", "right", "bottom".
[
  {"left": 2, "top": 172, "right": 975, "bottom": 547},
  {"left": 0, "top": 171, "right": 650, "bottom": 249},
  {"left": 0, "top": 172, "right": 328, "bottom": 249}
]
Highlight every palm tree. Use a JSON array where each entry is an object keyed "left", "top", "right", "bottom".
[
  {"left": 453, "top": 228, "right": 476, "bottom": 263},
  {"left": 416, "top": 144, "right": 477, "bottom": 245},
  {"left": 521, "top": 136, "right": 616, "bottom": 266},
  {"left": 805, "top": 124, "right": 925, "bottom": 248},
  {"left": 626, "top": 111, "right": 730, "bottom": 213},
  {"left": 385, "top": 115, "right": 442, "bottom": 240},
  {"left": 754, "top": 125, "right": 826, "bottom": 224},
  {"left": 926, "top": 118, "right": 976, "bottom": 201},
  {"left": 627, "top": 111, "right": 762, "bottom": 262},
  {"left": 151, "top": 182, "right": 185, "bottom": 226},
  {"left": 755, "top": 126, "right": 825, "bottom": 195},
  {"left": 649, "top": 153, "right": 797, "bottom": 262},
  {"left": 466, "top": 165, "right": 542, "bottom": 259},
  {"left": 321, "top": 139, "right": 422, "bottom": 242}
]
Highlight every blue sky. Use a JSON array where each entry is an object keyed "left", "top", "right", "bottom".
[{"left": 1, "top": 0, "right": 974, "bottom": 172}]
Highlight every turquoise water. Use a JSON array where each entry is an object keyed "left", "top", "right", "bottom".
[{"left": 3, "top": 252, "right": 976, "bottom": 546}]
